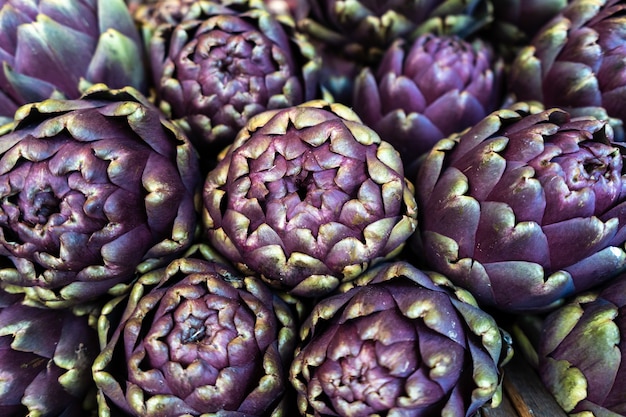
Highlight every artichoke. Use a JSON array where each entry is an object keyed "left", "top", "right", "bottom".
[
  {"left": 0, "top": 289, "right": 99, "bottom": 416},
  {"left": 0, "top": 0, "right": 147, "bottom": 123},
  {"left": 412, "top": 102, "right": 626, "bottom": 313},
  {"left": 0, "top": 84, "right": 201, "bottom": 309},
  {"left": 93, "top": 244, "right": 299, "bottom": 416},
  {"left": 298, "top": 0, "right": 494, "bottom": 64},
  {"left": 145, "top": 0, "right": 322, "bottom": 159},
  {"left": 290, "top": 261, "right": 512, "bottom": 417},
  {"left": 202, "top": 100, "right": 418, "bottom": 298},
  {"left": 537, "top": 273, "right": 626, "bottom": 415},
  {"left": 352, "top": 33, "right": 504, "bottom": 174},
  {"left": 507, "top": 0, "right": 626, "bottom": 139}
]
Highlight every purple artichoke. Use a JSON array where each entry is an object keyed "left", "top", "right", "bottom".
[
  {"left": 352, "top": 34, "right": 504, "bottom": 173},
  {"left": 0, "top": 289, "right": 99, "bottom": 416},
  {"left": 290, "top": 261, "right": 513, "bottom": 417},
  {"left": 298, "top": 0, "right": 494, "bottom": 64},
  {"left": 0, "top": 0, "right": 147, "bottom": 122},
  {"left": 412, "top": 102, "right": 626, "bottom": 313},
  {"left": 537, "top": 273, "right": 626, "bottom": 415},
  {"left": 93, "top": 244, "right": 299, "bottom": 416},
  {"left": 507, "top": 0, "right": 626, "bottom": 138},
  {"left": 146, "top": 0, "right": 321, "bottom": 158},
  {"left": 202, "top": 100, "right": 418, "bottom": 298},
  {"left": 0, "top": 84, "right": 201, "bottom": 308}
]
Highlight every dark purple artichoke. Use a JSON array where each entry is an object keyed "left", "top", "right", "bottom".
[
  {"left": 202, "top": 100, "right": 418, "bottom": 298},
  {"left": 298, "top": 0, "right": 494, "bottom": 64},
  {"left": 507, "top": 0, "right": 626, "bottom": 139},
  {"left": 412, "top": 102, "right": 626, "bottom": 313},
  {"left": 352, "top": 34, "right": 504, "bottom": 173},
  {"left": 537, "top": 273, "right": 626, "bottom": 415},
  {"left": 93, "top": 244, "right": 299, "bottom": 416},
  {"left": 0, "top": 0, "right": 147, "bottom": 123},
  {"left": 0, "top": 289, "right": 99, "bottom": 416},
  {"left": 0, "top": 84, "right": 201, "bottom": 308},
  {"left": 290, "top": 261, "right": 513, "bottom": 417},
  {"left": 145, "top": 0, "right": 321, "bottom": 158}
]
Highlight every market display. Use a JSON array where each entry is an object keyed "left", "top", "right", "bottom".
[{"left": 0, "top": 0, "right": 624, "bottom": 416}]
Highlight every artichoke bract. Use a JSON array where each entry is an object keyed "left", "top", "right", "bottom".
[
  {"left": 537, "top": 273, "right": 626, "bottom": 415},
  {"left": 0, "top": 0, "right": 147, "bottom": 122},
  {"left": 202, "top": 100, "right": 418, "bottom": 298},
  {"left": 507, "top": 0, "right": 626, "bottom": 138},
  {"left": 352, "top": 34, "right": 504, "bottom": 173},
  {"left": 146, "top": 0, "right": 321, "bottom": 159},
  {"left": 412, "top": 102, "right": 626, "bottom": 312},
  {"left": 0, "top": 84, "right": 201, "bottom": 309},
  {"left": 298, "top": 0, "right": 494, "bottom": 64},
  {"left": 0, "top": 289, "right": 99, "bottom": 416},
  {"left": 290, "top": 261, "right": 512, "bottom": 417},
  {"left": 485, "top": 0, "right": 568, "bottom": 59},
  {"left": 93, "top": 244, "right": 298, "bottom": 416}
]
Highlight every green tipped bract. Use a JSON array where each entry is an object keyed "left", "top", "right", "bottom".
[
  {"left": 0, "top": 0, "right": 147, "bottom": 121},
  {"left": 537, "top": 274, "right": 626, "bottom": 415}
]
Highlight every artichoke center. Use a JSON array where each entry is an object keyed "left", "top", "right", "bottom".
[
  {"left": 182, "top": 319, "right": 207, "bottom": 344},
  {"left": 553, "top": 143, "right": 621, "bottom": 193},
  {"left": 319, "top": 340, "right": 402, "bottom": 410},
  {"left": 293, "top": 172, "right": 313, "bottom": 202},
  {"left": 29, "top": 190, "right": 61, "bottom": 225}
]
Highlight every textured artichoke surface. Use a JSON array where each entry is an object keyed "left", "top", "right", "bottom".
[
  {"left": 0, "top": 289, "right": 99, "bottom": 417},
  {"left": 413, "top": 102, "right": 626, "bottom": 312},
  {"left": 508, "top": 0, "right": 626, "bottom": 139},
  {"left": 290, "top": 261, "right": 512, "bottom": 417},
  {"left": 145, "top": 0, "right": 321, "bottom": 159},
  {"left": 537, "top": 274, "right": 626, "bottom": 415},
  {"left": 0, "top": 0, "right": 147, "bottom": 122},
  {"left": 202, "top": 100, "right": 418, "bottom": 297},
  {"left": 93, "top": 244, "right": 299, "bottom": 416},
  {"left": 484, "top": 0, "right": 568, "bottom": 59},
  {"left": 0, "top": 85, "right": 201, "bottom": 308},
  {"left": 353, "top": 33, "right": 504, "bottom": 171},
  {"left": 298, "top": 0, "right": 494, "bottom": 64}
]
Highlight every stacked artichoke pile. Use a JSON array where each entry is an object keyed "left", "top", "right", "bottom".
[{"left": 0, "top": 0, "right": 625, "bottom": 416}]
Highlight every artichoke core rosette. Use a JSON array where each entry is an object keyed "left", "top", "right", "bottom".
[
  {"left": 0, "top": 85, "right": 200, "bottom": 308},
  {"left": 537, "top": 273, "right": 626, "bottom": 416},
  {"left": 413, "top": 102, "right": 626, "bottom": 312},
  {"left": 93, "top": 245, "right": 298, "bottom": 416},
  {"left": 353, "top": 33, "right": 504, "bottom": 170},
  {"left": 290, "top": 261, "right": 512, "bottom": 417},
  {"left": 202, "top": 100, "right": 418, "bottom": 297},
  {"left": 147, "top": 0, "right": 321, "bottom": 158},
  {"left": 0, "top": 0, "right": 147, "bottom": 122},
  {"left": 0, "top": 289, "right": 99, "bottom": 417}
]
